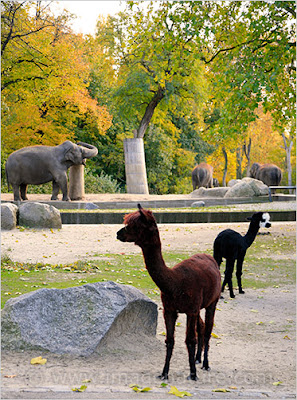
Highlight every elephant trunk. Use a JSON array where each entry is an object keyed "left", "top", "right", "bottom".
[{"left": 77, "top": 142, "right": 98, "bottom": 159}]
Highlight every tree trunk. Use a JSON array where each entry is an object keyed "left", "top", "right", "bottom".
[
  {"left": 281, "top": 132, "right": 293, "bottom": 189},
  {"left": 243, "top": 137, "right": 252, "bottom": 176},
  {"left": 124, "top": 138, "right": 149, "bottom": 194},
  {"left": 136, "top": 86, "right": 165, "bottom": 138},
  {"left": 236, "top": 147, "right": 242, "bottom": 179},
  {"left": 222, "top": 147, "right": 228, "bottom": 187},
  {"left": 69, "top": 165, "right": 85, "bottom": 200}
]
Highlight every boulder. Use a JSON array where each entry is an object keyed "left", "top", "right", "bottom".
[
  {"left": 1, "top": 203, "right": 18, "bottom": 230},
  {"left": 191, "top": 201, "right": 205, "bottom": 208},
  {"left": 228, "top": 179, "right": 241, "bottom": 187},
  {"left": 191, "top": 187, "right": 229, "bottom": 198},
  {"left": 85, "top": 202, "right": 99, "bottom": 210},
  {"left": 18, "top": 202, "right": 62, "bottom": 229},
  {"left": 224, "top": 178, "right": 269, "bottom": 198},
  {"left": 1, "top": 281, "right": 158, "bottom": 356}
]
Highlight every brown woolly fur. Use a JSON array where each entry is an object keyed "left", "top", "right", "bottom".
[{"left": 117, "top": 204, "right": 221, "bottom": 381}]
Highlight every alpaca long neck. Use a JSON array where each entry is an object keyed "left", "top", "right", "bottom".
[
  {"left": 244, "top": 223, "right": 259, "bottom": 248},
  {"left": 140, "top": 242, "right": 172, "bottom": 295}
]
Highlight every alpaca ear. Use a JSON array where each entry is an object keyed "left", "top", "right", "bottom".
[{"left": 138, "top": 203, "right": 147, "bottom": 222}]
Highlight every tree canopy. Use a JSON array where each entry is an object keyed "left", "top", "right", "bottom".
[{"left": 1, "top": 1, "right": 296, "bottom": 193}]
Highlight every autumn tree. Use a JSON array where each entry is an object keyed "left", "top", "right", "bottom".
[{"left": 1, "top": 1, "right": 111, "bottom": 155}]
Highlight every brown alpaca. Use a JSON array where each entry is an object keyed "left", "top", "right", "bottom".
[{"left": 116, "top": 204, "right": 221, "bottom": 381}]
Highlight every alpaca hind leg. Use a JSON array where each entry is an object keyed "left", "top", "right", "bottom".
[
  {"left": 196, "top": 315, "right": 205, "bottom": 364},
  {"left": 224, "top": 259, "right": 235, "bottom": 298},
  {"left": 159, "top": 310, "right": 177, "bottom": 380},
  {"left": 236, "top": 254, "right": 245, "bottom": 294},
  {"left": 186, "top": 314, "right": 198, "bottom": 381},
  {"left": 202, "top": 301, "right": 218, "bottom": 371}
]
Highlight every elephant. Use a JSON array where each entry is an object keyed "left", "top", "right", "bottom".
[
  {"left": 249, "top": 162, "right": 282, "bottom": 190},
  {"left": 5, "top": 141, "right": 98, "bottom": 201},
  {"left": 191, "top": 162, "right": 213, "bottom": 191}
]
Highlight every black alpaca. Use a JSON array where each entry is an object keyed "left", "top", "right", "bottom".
[{"left": 213, "top": 212, "right": 271, "bottom": 298}]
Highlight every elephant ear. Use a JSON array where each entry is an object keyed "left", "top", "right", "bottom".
[{"left": 62, "top": 141, "right": 77, "bottom": 163}]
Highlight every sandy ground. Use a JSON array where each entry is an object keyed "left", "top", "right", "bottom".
[{"left": 1, "top": 204, "right": 296, "bottom": 399}]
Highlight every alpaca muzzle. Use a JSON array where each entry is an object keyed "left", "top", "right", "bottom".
[{"left": 116, "top": 227, "right": 127, "bottom": 242}]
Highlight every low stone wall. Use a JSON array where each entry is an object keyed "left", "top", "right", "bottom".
[{"left": 60, "top": 210, "right": 296, "bottom": 225}]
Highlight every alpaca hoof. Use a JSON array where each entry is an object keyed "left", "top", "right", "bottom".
[
  {"left": 230, "top": 293, "right": 235, "bottom": 298},
  {"left": 158, "top": 373, "right": 168, "bottom": 381},
  {"left": 195, "top": 359, "right": 201, "bottom": 365},
  {"left": 220, "top": 295, "right": 224, "bottom": 299},
  {"left": 239, "top": 290, "right": 245, "bottom": 294},
  {"left": 201, "top": 366, "right": 211, "bottom": 371},
  {"left": 187, "top": 374, "right": 198, "bottom": 381}
]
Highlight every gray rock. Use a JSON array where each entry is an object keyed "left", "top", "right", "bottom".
[
  {"left": 228, "top": 179, "right": 241, "bottom": 187},
  {"left": 85, "top": 202, "right": 99, "bottom": 210},
  {"left": 191, "top": 201, "right": 205, "bottom": 208},
  {"left": 18, "top": 202, "right": 62, "bottom": 229},
  {"left": 1, "top": 203, "right": 18, "bottom": 230},
  {"left": 1, "top": 281, "right": 158, "bottom": 356},
  {"left": 191, "top": 187, "right": 229, "bottom": 198},
  {"left": 224, "top": 178, "right": 269, "bottom": 198}
]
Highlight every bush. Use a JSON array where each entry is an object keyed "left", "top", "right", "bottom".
[{"left": 84, "top": 170, "right": 121, "bottom": 194}]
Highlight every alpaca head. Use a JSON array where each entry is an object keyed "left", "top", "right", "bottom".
[
  {"left": 247, "top": 212, "right": 271, "bottom": 229},
  {"left": 116, "top": 204, "right": 160, "bottom": 247}
]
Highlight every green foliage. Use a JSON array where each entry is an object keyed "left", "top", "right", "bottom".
[{"left": 84, "top": 169, "right": 121, "bottom": 194}]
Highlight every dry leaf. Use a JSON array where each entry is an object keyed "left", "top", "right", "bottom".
[
  {"left": 272, "top": 381, "right": 283, "bottom": 386},
  {"left": 212, "top": 388, "right": 230, "bottom": 393},
  {"left": 4, "top": 375, "right": 17, "bottom": 378},
  {"left": 30, "top": 356, "right": 47, "bottom": 365},
  {"left": 211, "top": 332, "right": 221, "bottom": 339},
  {"left": 168, "top": 385, "right": 192, "bottom": 397},
  {"left": 72, "top": 385, "right": 87, "bottom": 392}
]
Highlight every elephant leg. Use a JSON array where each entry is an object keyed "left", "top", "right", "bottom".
[
  {"left": 12, "top": 184, "right": 21, "bottom": 201},
  {"left": 51, "top": 181, "right": 60, "bottom": 200},
  {"left": 20, "top": 184, "right": 28, "bottom": 200},
  {"left": 53, "top": 174, "right": 69, "bottom": 201}
]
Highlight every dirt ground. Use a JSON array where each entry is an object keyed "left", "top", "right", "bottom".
[{"left": 1, "top": 202, "right": 296, "bottom": 399}]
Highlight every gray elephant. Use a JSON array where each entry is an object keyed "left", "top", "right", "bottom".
[
  {"left": 249, "top": 163, "right": 282, "bottom": 189},
  {"left": 5, "top": 141, "right": 98, "bottom": 201},
  {"left": 191, "top": 162, "right": 213, "bottom": 191}
]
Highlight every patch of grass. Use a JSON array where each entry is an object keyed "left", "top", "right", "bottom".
[
  {"left": 2, "top": 252, "right": 195, "bottom": 308},
  {"left": 2, "top": 234, "right": 295, "bottom": 309}
]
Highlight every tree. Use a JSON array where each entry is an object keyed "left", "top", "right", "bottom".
[
  {"left": 96, "top": 1, "right": 211, "bottom": 193},
  {"left": 1, "top": 1, "right": 112, "bottom": 155}
]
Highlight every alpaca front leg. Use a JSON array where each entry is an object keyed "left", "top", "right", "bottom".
[
  {"left": 196, "top": 315, "right": 205, "bottom": 364},
  {"left": 159, "top": 310, "right": 177, "bottom": 380},
  {"left": 186, "top": 314, "right": 198, "bottom": 380},
  {"left": 236, "top": 254, "right": 245, "bottom": 294}
]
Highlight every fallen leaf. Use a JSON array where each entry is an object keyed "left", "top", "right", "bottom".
[
  {"left": 72, "top": 385, "right": 87, "bottom": 392},
  {"left": 211, "top": 332, "right": 221, "bottom": 339},
  {"left": 250, "top": 309, "right": 259, "bottom": 313},
  {"left": 130, "top": 384, "right": 152, "bottom": 393},
  {"left": 168, "top": 385, "right": 192, "bottom": 397},
  {"left": 158, "top": 331, "right": 166, "bottom": 336},
  {"left": 30, "top": 356, "right": 47, "bottom": 365},
  {"left": 212, "top": 388, "right": 230, "bottom": 392},
  {"left": 272, "top": 381, "right": 283, "bottom": 386},
  {"left": 82, "top": 379, "right": 92, "bottom": 383},
  {"left": 256, "top": 321, "right": 264, "bottom": 325},
  {"left": 4, "top": 375, "right": 17, "bottom": 378},
  {"left": 283, "top": 335, "right": 291, "bottom": 340},
  {"left": 160, "top": 382, "right": 168, "bottom": 387},
  {"left": 229, "top": 386, "right": 237, "bottom": 390}
]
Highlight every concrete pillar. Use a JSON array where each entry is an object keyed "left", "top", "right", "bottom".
[
  {"left": 124, "top": 138, "right": 149, "bottom": 194},
  {"left": 69, "top": 164, "right": 85, "bottom": 200}
]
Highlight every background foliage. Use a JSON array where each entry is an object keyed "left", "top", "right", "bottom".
[{"left": 1, "top": 1, "right": 295, "bottom": 194}]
